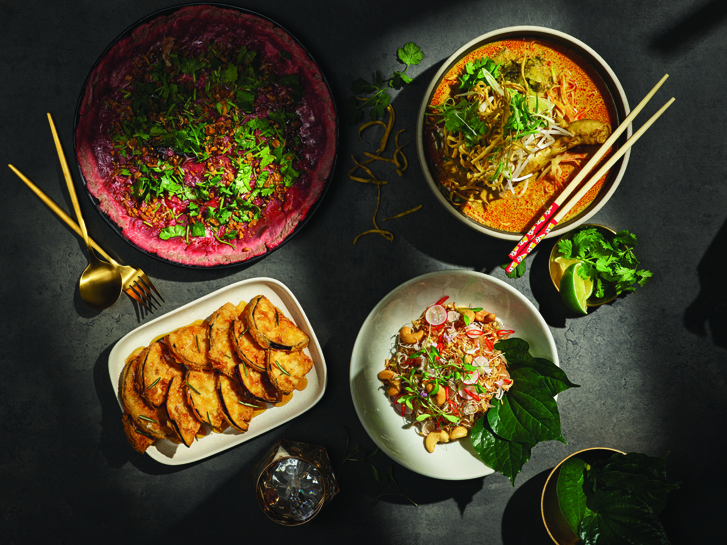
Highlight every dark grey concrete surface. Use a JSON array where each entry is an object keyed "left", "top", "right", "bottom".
[{"left": 1, "top": 1, "right": 724, "bottom": 543}]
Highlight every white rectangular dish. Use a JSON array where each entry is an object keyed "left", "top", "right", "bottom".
[{"left": 108, "top": 277, "right": 327, "bottom": 465}]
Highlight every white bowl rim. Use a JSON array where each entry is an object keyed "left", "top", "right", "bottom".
[{"left": 416, "top": 25, "right": 632, "bottom": 241}]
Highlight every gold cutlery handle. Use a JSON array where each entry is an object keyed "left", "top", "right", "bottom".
[{"left": 8, "top": 163, "right": 115, "bottom": 263}]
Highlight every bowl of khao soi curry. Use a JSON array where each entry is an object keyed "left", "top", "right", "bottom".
[{"left": 416, "top": 26, "right": 631, "bottom": 241}]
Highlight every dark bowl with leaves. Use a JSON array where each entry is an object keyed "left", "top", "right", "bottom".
[
  {"left": 542, "top": 447, "right": 624, "bottom": 544},
  {"left": 542, "top": 447, "right": 680, "bottom": 545}
]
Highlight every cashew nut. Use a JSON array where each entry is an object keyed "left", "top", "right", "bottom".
[
  {"left": 460, "top": 308, "right": 475, "bottom": 324},
  {"left": 424, "top": 383, "right": 447, "bottom": 405},
  {"left": 450, "top": 426, "right": 468, "bottom": 440},
  {"left": 434, "top": 386, "right": 447, "bottom": 406},
  {"left": 425, "top": 429, "right": 450, "bottom": 453},
  {"left": 377, "top": 369, "right": 396, "bottom": 382},
  {"left": 386, "top": 379, "right": 401, "bottom": 396},
  {"left": 399, "top": 326, "right": 424, "bottom": 344},
  {"left": 475, "top": 310, "right": 496, "bottom": 323}
]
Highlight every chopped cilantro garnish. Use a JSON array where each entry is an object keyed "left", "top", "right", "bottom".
[{"left": 105, "top": 35, "right": 307, "bottom": 247}]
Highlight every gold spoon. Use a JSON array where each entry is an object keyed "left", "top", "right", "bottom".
[{"left": 47, "top": 113, "right": 122, "bottom": 310}]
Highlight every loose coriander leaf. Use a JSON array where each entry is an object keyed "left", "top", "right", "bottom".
[
  {"left": 390, "top": 71, "right": 413, "bottom": 89},
  {"left": 351, "top": 77, "right": 377, "bottom": 95},
  {"left": 470, "top": 417, "right": 533, "bottom": 486},
  {"left": 556, "top": 456, "right": 590, "bottom": 535},
  {"left": 398, "top": 42, "right": 423, "bottom": 66}
]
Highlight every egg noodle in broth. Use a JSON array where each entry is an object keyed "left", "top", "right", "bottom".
[{"left": 423, "top": 39, "right": 617, "bottom": 233}]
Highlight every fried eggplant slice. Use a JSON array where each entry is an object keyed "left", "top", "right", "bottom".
[
  {"left": 140, "top": 338, "right": 182, "bottom": 407},
  {"left": 121, "top": 352, "right": 174, "bottom": 440},
  {"left": 235, "top": 361, "right": 282, "bottom": 403},
  {"left": 184, "top": 369, "right": 227, "bottom": 432},
  {"left": 217, "top": 374, "right": 264, "bottom": 432},
  {"left": 207, "top": 302, "right": 241, "bottom": 377},
  {"left": 244, "top": 295, "right": 309, "bottom": 351},
  {"left": 122, "top": 411, "right": 157, "bottom": 453},
  {"left": 267, "top": 348, "right": 313, "bottom": 395},
  {"left": 167, "top": 323, "right": 212, "bottom": 370},
  {"left": 166, "top": 375, "right": 202, "bottom": 447},
  {"left": 231, "top": 317, "right": 267, "bottom": 372}
]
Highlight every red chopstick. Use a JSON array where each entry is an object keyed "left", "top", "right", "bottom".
[
  {"left": 506, "top": 94, "right": 675, "bottom": 274},
  {"left": 507, "top": 74, "right": 670, "bottom": 264}
]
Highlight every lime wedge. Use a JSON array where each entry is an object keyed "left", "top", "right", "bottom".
[
  {"left": 560, "top": 263, "right": 594, "bottom": 315},
  {"left": 553, "top": 256, "right": 580, "bottom": 275}
]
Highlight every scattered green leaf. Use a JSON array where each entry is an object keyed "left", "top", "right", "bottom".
[
  {"left": 556, "top": 227, "right": 652, "bottom": 299},
  {"left": 347, "top": 42, "right": 424, "bottom": 124}
]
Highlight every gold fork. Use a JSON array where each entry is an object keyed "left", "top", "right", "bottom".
[{"left": 9, "top": 164, "right": 164, "bottom": 311}]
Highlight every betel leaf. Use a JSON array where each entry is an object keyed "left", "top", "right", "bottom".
[
  {"left": 487, "top": 367, "right": 566, "bottom": 445},
  {"left": 498, "top": 338, "right": 580, "bottom": 396},
  {"left": 585, "top": 452, "right": 680, "bottom": 514},
  {"left": 470, "top": 417, "right": 533, "bottom": 486},
  {"left": 579, "top": 489, "right": 671, "bottom": 545},
  {"left": 556, "top": 456, "right": 590, "bottom": 535},
  {"left": 493, "top": 338, "right": 535, "bottom": 364},
  {"left": 470, "top": 338, "right": 575, "bottom": 484}
]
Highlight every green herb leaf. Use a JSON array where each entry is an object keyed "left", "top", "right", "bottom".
[
  {"left": 470, "top": 338, "right": 575, "bottom": 485},
  {"left": 556, "top": 456, "right": 590, "bottom": 534},
  {"left": 486, "top": 368, "right": 566, "bottom": 445},
  {"left": 470, "top": 417, "right": 533, "bottom": 486},
  {"left": 397, "top": 42, "right": 423, "bottom": 67},
  {"left": 348, "top": 43, "right": 424, "bottom": 123},
  {"left": 502, "top": 260, "right": 526, "bottom": 278},
  {"left": 584, "top": 452, "right": 680, "bottom": 514},
  {"left": 555, "top": 227, "right": 651, "bottom": 298},
  {"left": 497, "top": 338, "right": 580, "bottom": 396},
  {"left": 579, "top": 490, "right": 671, "bottom": 545},
  {"left": 159, "top": 224, "right": 187, "bottom": 240}
]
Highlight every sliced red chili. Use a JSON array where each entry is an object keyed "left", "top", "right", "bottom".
[{"left": 435, "top": 296, "right": 449, "bottom": 306}]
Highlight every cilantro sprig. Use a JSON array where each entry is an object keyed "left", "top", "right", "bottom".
[
  {"left": 556, "top": 227, "right": 652, "bottom": 299},
  {"left": 347, "top": 42, "right": 424, "bottom": 124},
  {"left": 458, "top": 56, "right": 502, "bottom": 93}
]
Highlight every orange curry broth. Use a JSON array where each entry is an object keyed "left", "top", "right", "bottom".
[{"left": 424, "top": 39, "right": 617, "bottom": 233}]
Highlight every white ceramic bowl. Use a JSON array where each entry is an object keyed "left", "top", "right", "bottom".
[
  {"left": 349, "top": 270, "right": 558, "bottom": 480},
  {"left": 416, "top": 26, "right": 631, "bottom": 241}
]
